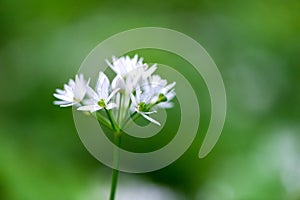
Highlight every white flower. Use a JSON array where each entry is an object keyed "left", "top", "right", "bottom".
[
  {"left": 155, "top": 81, "right": 176, "bottom": 109},
  {"left": 77, "top": 72, "right": 119, "bottom": 112},
  {"left": 53, "top": 74, "right": 89, "bottom": 107},
  {"left": 54, "top": 54, "right": 176, "bottom": 130},
  {"left": 106, "top": 55, "right": 157, "bottom": 92},
  {"left": 130, "top": 86, "right": 161, "bottom": 126},
  {"left": 106, "top": 54, "right": 144, "bottom": 77},
  {"left": 143, "top": 75, "right": 176, "bottom": 109}
]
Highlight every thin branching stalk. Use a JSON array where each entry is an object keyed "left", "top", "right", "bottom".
[
  {"left": 109, "top": 132, "right": 121, "bottom": 200},
  {"left": 105, "top": 108, "right": 121, "bottom": 200}
]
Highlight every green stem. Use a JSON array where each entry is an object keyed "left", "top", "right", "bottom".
[
  {"left": 109, "top": 132, "right": 121, "bottom": 200},
  {"left": 121, "top": 111, "right": 137, "bottom": 129},
  {"left": 121, "top": 99, "right": 161, "bottom": 129},
  {"left": 105, "top": 108, "right": 120, "bottom": 132},
  {"left": 95, "top": 112, "right": 112, "bottom": 130},
  {"left": 104, "top": 108, "right": 121, "bottom": 200}
]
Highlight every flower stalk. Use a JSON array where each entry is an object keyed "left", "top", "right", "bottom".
[
  {"left": 109, "top": 131, "right": 121, "bottom": 200},
  {"left": 53, "top": 54, "right": 176, "bottom": 200},
  {"left": 103, "top": 108, "right": 121, "bottom": 200}
]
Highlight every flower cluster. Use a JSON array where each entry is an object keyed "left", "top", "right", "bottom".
[{"left": 54, "top": 55, "right": 176, "bottom": 128}]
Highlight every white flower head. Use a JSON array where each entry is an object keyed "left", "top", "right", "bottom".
[
  {"left": 156, "top": 81, "right": 176, "bottom": 109},
  {"left": 106, "top": 54, "right": 143, "bottom": 77},
  {"left": 130, "top": 86, "right": 161, "bottom": 126},
  {"left": 106, "top": 54, "right": 157, "bottom": 92},
  {"left": 143, "top": 75, "right": 176, "bottom": 109},
  {"left": 53, "top": 74, "right": 89, "bottom": 107},
  {"left": 54, "top": 54, "right": 176, "bottom": 129},
  {"left": 78, "top": 72, "right": 119, "bottom": 112}
]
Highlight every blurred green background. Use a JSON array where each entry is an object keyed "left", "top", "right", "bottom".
[{"left": 0, "top": 0, "right": 300, "bottom": 199}]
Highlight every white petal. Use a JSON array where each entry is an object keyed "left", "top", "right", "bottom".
[
  {"left": 166, "top": 90, "right": 176, "bottom": 100},
  {"left": 143, "top": 110, "right": 157, "bottom": 115},
  {"left": 74, "top": 74, "right": 87, "bottom": 100},
  {"left": 112, "top": 56, "right": 118, "bottom": 62},
  {"left": 86, "top": 85, "right": 99, "bottom": 101},
  {"left": 144, "top": 64, "right": 157, "bottom": 78},
  {"left": 60, "top": 102, "right": 77, "bottom": 107},
  {"left": 132, "top": 54, "right": 138, "bottom": 65},
  {"left": 150, "top": 96, "right": 159, "bottom": 104},
  {"left": 64, "top": 84, "right": 73, "bottom": 94},
  {"left": 135, "top": 86, "right": 141, "bottom": 103},
  {"left": 107, "top": 88, "right": 120, "bottom": 102},
  {"left": 53, "top": 93, "right": 73, "bottom": 102},
  {"left": 158, "top": 102, "right": 174, "bottom": 109},
  {"left": 54, "top": 99, "right": 77, "bottom": 107},
  {"left": 106, "top": 103, "right": 118, "bottom": 110},
  {"left": 96, "top": 72, "right": 109, "bottom": 99},
  {"left": 54, "top": 100, "right": 69, "bottom": 105},
  {"left": 140, "top": 112, "right": 161, "bottom": 126},
  {"left": 130, "top": 93, "right": 137, "bottom": 106},
  {"left": 67, "top": 79, "right": 75, "bottom": 88},
  {"left": 106, "top": 59, "right": 116, "bottom": 73},
  {"left": 55, "top": 89, "right": 65, "bottom": 94},
  {"left": 77, "top": 105, "right": 101, "bottom": 113},
  {"left": 112, "top": 75, "right": 126, "bottom": 90},
  {"left": 138, "top": 56, "right": 144, "bottom": 64},
  {"left": 161, "top": 82, "right": 176, "bottom": 94}
]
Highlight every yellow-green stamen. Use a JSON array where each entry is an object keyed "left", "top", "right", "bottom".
[{"left": 98, "top": 99, "right": 106, "bottom": 108}]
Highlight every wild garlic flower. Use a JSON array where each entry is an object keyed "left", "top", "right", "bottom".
[
  {"left": 54, "top": 54, "right": 176, "bottom": 128},
  {"left": 78, "top": 72, "right": 119, "bottom": 112},
  {"left": 143, "top": 75, "right": 176, "bottom": 109},
  {"left": 152, "top": 81, "right": 176, "bottom": 109},
  {"left": 130, "top": 86, "right": 161, "bottom": 126},
  {"left": 126, "top": 74, "right": 176, "bottom": 125},
  {"left": 106, "top": 54, "right": 157, "bottom": 92},
  {"left": 53, "top": 74, "right": 89, "bottom": 107}
]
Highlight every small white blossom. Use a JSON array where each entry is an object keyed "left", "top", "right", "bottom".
[
  {"left": 130, "top": 86, "right": 161, "bottom": 126},
  {"left": 53, "top": 74, "right": 89, "bottom": 107},
  {"left": 78, "top": 72, "right": 119, "bottom": 112},
  {"left": 143, "top": 75, "right": 176, "bottom": 109},
  {"left": 106, "top": 55, "right": 157, "bottom": 92},
  {"left": 155, "top": 81, "right": 176, "bottom": 109},
  {"left": 106, "top": 54, "right": 147, "bottom": 77}
]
